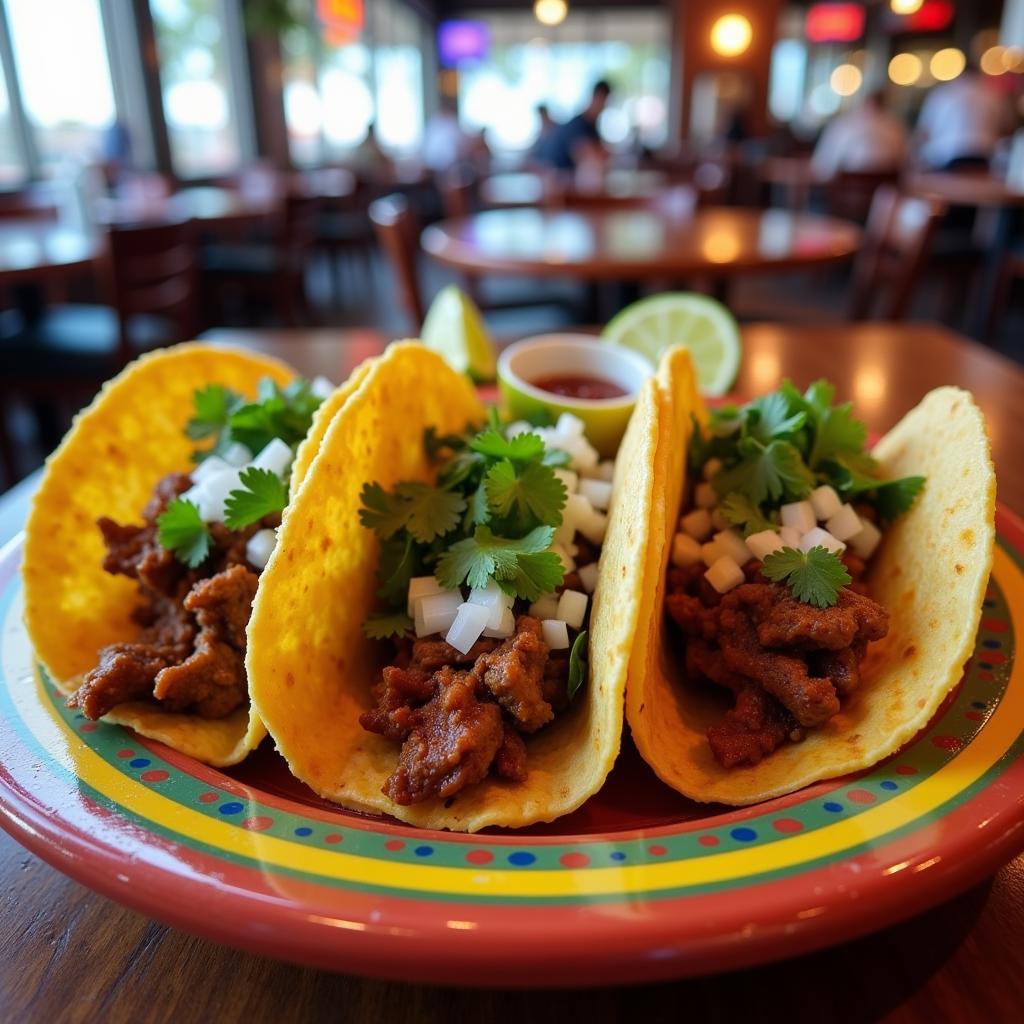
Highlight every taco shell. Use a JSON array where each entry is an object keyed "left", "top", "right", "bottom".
[
  {"left": 248, "top": 340, "right": 658, "bottom": 830},
  {"left": 22, "top": 342, "right": 297, "bottom": 767},
  {"left": 627, "top": 352, "right": 996, "bottom": 806}
]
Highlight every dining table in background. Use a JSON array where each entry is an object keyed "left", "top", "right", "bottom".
[
  {"left": 479, "top": 169, "right": 670, "bottom": 209},
  {"left": 1, "top": 321, "right": 1022, "bottom": 1022},
  {"left": 93, "top": 186, "right": 281, "bottom": 232},
  {"left": 0, "top": 219, "right": 100, "bottom": 287}
]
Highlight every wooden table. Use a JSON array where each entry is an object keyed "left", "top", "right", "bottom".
[
  {"left": 422, "top": 207, "right": 861, "bottom": 282},
  {"left": 480, "top": 169, "right": 670, "bottom": 208},
  {"left": 94, "top": 187, "right": 279, "bottom": 230},
  {"left": 0, "top": 220, "right": 100, "bottom": 285},
  {"left": 2, "top": 322, "right": 1023, "bottom": 1021}
]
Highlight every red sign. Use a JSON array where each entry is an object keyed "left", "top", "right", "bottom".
[
  {"left": 885, "top": 0, "right": 954, "bottom": 34},
  {"left": 806, "top": 4, "right": 866, "bottom": 44},
  {"left": 317, "top": 0, "right": 364, "bottom": 45}
]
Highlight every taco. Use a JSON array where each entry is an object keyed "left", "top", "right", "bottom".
[
  {"left": 626, "top": 346, "right": 996, "bottom": 805},
  {"left": 22, "top": 342, "right": 344, "bottom": 767},
  {"left": 249, "top": 341, "right": 658, "bottom": 831}
]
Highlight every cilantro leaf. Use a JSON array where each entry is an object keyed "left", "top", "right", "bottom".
[
  {"left": 435, "top": 525, "right": 560, "bottom": 600},
  {"left": 807, "top": 401, "right": 867, "bottom": 470},
  {"left": 468, "top": 428, "right": 545, "bottom": 463},
  {"left": 821, "top": 457, "right": 926, "bottom": 524},
  {"left": 376, "top": 534, "right": 418, "bottom": 605},
  {"left": 484, "top": 459, "right": 566, "bottom": 529},
  {"left": 223, "top": 467, "right": 288, "bottom": 529},
  {"left": 747, "top": 392, "right": 807, "bottom": 444},
  {"left": 186, "top": 384, "right": 241, "bottom": 442},
  {"left": 224, "top": 378, "right": 323, "bottom": 456},
  {"left": 762, "top": 546, "right": 851, "bottom": 609},
  {"left": 156, "top": 499, "right": 212, "bottom": 568},
  {"left": 712, "top": 438, "right": 815, "bottom": 506},
  {"left": 567, "top": 629, "right": 588, "bottom": 700},
  {"left": 363, "top": 611, "right": 414, "bottom": 640},
  {"left": 720, "top": 492, "right": 776, "bottom": 536},
  {"left": 358, "top": 481, "right": 466, "bottom": 544},
  {"left": 874, "top": 476, "right": 926, "bottom": 522}
]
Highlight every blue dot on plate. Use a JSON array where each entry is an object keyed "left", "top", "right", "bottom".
[
  {"left": 983, "top": 640, "right": 1001, "bottom": 649},
  {"left": 508, "top": 851, "right": 536, "bottom": 866},
  {"left": 730, "top": 827, "right": 757, "bottom": 842},
  {"left": 983, "top": 599, "right": 996, "bottom": 608},
  {"left": 218, "top": 801, "right": 244, "bottom": 815},
  {"left": 414, "top": 845, "right": 434, "bottom": 857},
  {"left": 294, "top": 826, "right": 313, "bottom": 837},
  {"left": 610, "top": 851, "right": 626, "bottom": 862},
  {"left": 971, "top": 701, "right": 987, "bottom": 709},
  {"left": 824, "top": 801, "right": 844, "bottom": 813},
  {"left": 880, "top": 780, "right": 898, "bottom": 791},
  {"left": 979, "top": 662, "right": 994, "bottom": 671},
  {"left": 128, "top": 758, "right": 151, "bottom": 769}
]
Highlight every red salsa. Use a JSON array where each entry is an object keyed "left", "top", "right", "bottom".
[{"left": 530, "top": 374, "right": 628, "bottom": 400}]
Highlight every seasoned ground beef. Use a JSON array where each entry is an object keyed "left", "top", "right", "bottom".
[
  {"left": 69, "top": 473, "right": 270, "bottom": 721},
  {"left": 361, "top": 614, "right": 559, "bottom": 805},
  {"left": 668, "top": 560, "right": 888, "bottom": 768}
]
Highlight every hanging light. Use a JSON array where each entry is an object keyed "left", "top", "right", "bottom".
[
  {"left": 534, "top": 0, "right": 568, "bottom": 27},
  {"left": 888, "top": 52, "right": 923, "bottom": 86},
  {"left": 930, "top": 47, "right": 966, "bottom": 82},
  {"left": 710, "top": 14, "right": 753, "bottom": 58},
  {"left": 890, "top": 0, "right": 924, "bottom": 14},
  {"left": 830, "top": 64, "right": 863, "bottom": 97}
]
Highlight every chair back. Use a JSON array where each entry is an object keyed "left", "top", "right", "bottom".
[
  {"left": 438, "top": 167, "right": 477, "bottom": 220},
  {"left": 369, "top": 194, "right": 424, "bottom": 330},
  {"left": 847, "top": 185, "right": 945, "bottom": 321},
  {"left": 102, "top": 219, "right": 199, "bottom": 362},
  {"left": 825, "top": 168, "right": 900, "bottom": 224}
]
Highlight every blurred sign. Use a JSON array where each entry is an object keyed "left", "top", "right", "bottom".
[
  {"left": 438, "top": 20, "right": 490, "bottom": 66},
  {"left": 883, "top": 0, "right": 954, "bottom": 33},
  {"left": 317, "top": 0, "right": 364, "bottom": 45},
  {"left": 806, "top": 4, "right": 866, "bottom": 43}
]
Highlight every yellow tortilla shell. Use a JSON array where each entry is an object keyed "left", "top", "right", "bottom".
[
  {"left": 249, "top": 340, "right": 654, "bottom": 830},
  {"left": 627, "top": 360, "right": 996, "bottom": 806},
  {"left": 22, "top": 342, "right": 297, "bottom": 767}
]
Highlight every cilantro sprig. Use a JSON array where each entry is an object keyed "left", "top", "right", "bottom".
[
  {"left": 224, "top": 467, "right": 288, "bottom": 529},
  {"left": 761, "top": 546, "right": 852, "bottom": 609},
  {"left": 157, "top": 499, "right": 212, "bottom": 568}
]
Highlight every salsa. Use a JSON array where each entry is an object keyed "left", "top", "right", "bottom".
[{"left": 530, "top": 374, "right": 628, "bottom": 400}]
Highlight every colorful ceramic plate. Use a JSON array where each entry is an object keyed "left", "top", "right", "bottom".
[{"left": 1, "top": 509, "right": 1022, "bottom": 988}]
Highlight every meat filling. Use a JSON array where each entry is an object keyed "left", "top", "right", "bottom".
[
  {"left": 667, "top": 559, "right": 889, "bottom": 768},
  {"left": 361, "top": 614, "right": 567, "bottom": 805},
  {"left": 69, "top": 472, "right": 272, "bottom": 721}
]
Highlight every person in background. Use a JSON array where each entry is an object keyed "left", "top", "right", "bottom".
[
  {"left": 353, "top": 120, "right": 390, "bottom": 174},
  {"left": 915, "top": 60, "right": 1015, "bottom": 171},
  {"left": 534, "top": 80, "right": 612, "bottom": 172},
  {"left": 422, "top": 96, "right": 469, "bottom": 174},
  {"left": 811, "top": 90, "right": 908, "bottom": 179},
  {"left": 529, "top": 104, "right": 558, "bottom": 162}
]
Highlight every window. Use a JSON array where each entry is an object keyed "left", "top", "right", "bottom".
[
  {"left": 5, "top": 0, "right": 116, "bottom": 170},
  {"left": 0, "top": 56, "right": 23, "bottom": 186},
  {"left": 373, "top": 0, "right": 425, "bottom": 153},
  {"left": 151, "top": 0, "right": 242, "bottom": 177}
]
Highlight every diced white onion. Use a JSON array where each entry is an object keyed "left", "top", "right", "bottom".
[
  {"left": 556, "top": 412, "right": 586, "bottom": 439},
  {"left": 407, "top": 575, "right": 446, "bottom": 617},
  {"left": 780, "top": 500, "right": 815, "bottom": 535},
  {"left": 245, "top": 528, "right": 277, "bottom": 570},
  {"left": 710, "top": 508, "right": 728, "bottom": 532},
  {"left": 826, "top": 504, "right": 863, "bottom": 542},
  {"left": 577, "top": 508, "right": 608, "bottom": 546},
  {"left": 194, "top": 469, "right": 242, "bottom": 522},
  {"left": 713, "top": 529, "right": 751, "bottom": 566},
  {"left": 746, "top": 529, "right": 784, "bottom": 561},
  {"left": 252, "top": 437, "right": 293, "bottom": 478},
  {"left": 445, "top": 602, "right": 490, "bottom": 654},
  {"left": 554, "top": 468, "right": 578, "bottom": 495},
  {"left": 577, "top": 561, "right": 600, "bottom": 593},
  {"left": 702, "top": 457, "right": 723, "bottom": 481},
  {"left": 594, "top": 460, "right": 615, "bottom": 482},
  {"left": 680, "top": 508, "right": 713, "bottom": 541},
  {"left": 310, "top": 375, "right": 335, "bottom": 400},
  {"left": 779, "top": 526, "right": 801, "bottom": 549},
  {"left": 529, "top": 594, "right": 560, "bottom": 619},
  {"left": 551, "top": 542, "right": 576, "bottom": 573},
  {"left": 695, "top": 482, "right": 717, "bottom": 508},
  {"left": 468, "top": 580, "right": 514, "bottom": 629},
  {"left": 541, "top": 619, "right": 570, "bottom": 651},
  {"left": 800, "top": 527, "right": 846, "bottom": 555},
  {"left": 554, "top": 492, "right": 591, "bottom": 547},
  {"left": 483, "top": 605, "right": 516, "bottom": 639},
  {"left": 705, "top": 555, "right": 745, "bottom": 594},
  {"left": 506, "top": 420, "right": 533, "bottom": 437},
  {"left": 191, "top": 455, "right": 232, "bottom": 485},
  {"left": 671, "top": 533, "right": 703, "bottom": 568},
  {"left": 849, "top": 517, "right": 882, "bottom": 560},
  {"left": 701, "top": 539, "right": 724, "bottom": 567},
  {"left": 556, "top": 589, "right": 588, "bottom": 630},
  {"left": 222, "top": 442, "right": 252, "bottom": 468},
  {"left": 579, "top": 478, "right": 613, "bottom": 511},
  {"left": 416, "top": 591, "right": 463, "bottom": 638},
  {"left": 810, "top": 485, "right": 842, "bottom": 521}
]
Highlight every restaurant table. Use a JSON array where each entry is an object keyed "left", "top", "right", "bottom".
[
  {"left": 2, "top": 322, "right": 1023, "bottom": 1022},
  {"left": 0, "top": 220, "right": 100, "bottom": 286},
  {"left": 94, "top": 186, "right": 280, "bottom": 230},
  {"left": 758, "top": 156, "right": 820, "bottom": 211},
  {"left": 421, "top": 207, "right": 861, "bottom": 283},
  {"left": 479, "top": 169, "right": 670, "bottom": 208}
]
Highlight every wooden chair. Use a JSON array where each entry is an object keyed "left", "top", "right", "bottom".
[
  {"left": 825, "top": 169, "right": 901, "bottom": 225},
  {"left": 369, "top": 194, "right": 425, "bottom": 331},
  {"left": 985, "top": 250, "right": 1024, "bottom": 339},
  {"left": 847, "top": 186, "right": 946, "bottom": 321},
  {"left": 438, "top": 167, "right": 477, "bottom": 221}
]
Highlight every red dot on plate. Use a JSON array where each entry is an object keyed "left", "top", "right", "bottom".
[
  {"left": 698, "top": 834, "right": 720, "bottom": 847},
  {"left": 932, "top": 735, "right": 962, "bottom": 751},
  {"left": 116, "top": 748, "right": 135, "bottom": 759},
  {"left": 384, "top": 839, "right": 405, "bottom": 852},
  {"left": 982, "top": 618, "right": 1008, "bottom": 633},
  {"left": 895, "top": 764, "right": 918, "bottom": 776},
  {"left": 140, "top": 769, "right": 169, "bottom": 783},
  {"left": 324, "top": 833, "right": 342, "bottom": 844},
  {"left": 978, "top": 671, "right": 995, "bottom": 682},
  {"left": 243, "top": 815, "right": 273, "bottom": 831},
  {"left": 198, "top": 791, "right": 219, "bottom": 804},
  {"left": 79, "top": 722, "right": 98, "bottom": 733},
  {"left": 847, "top": 789, "right": 876, "bottom": 805},
  {"left": 466, "top": 849, "right": 493, "bottom": 865},
  {"left": 772, "top": 817, "right": 804, "bottom": 834},
  {"left": 559, "top": 852, "right": 591, "bottom": 869},
  {"left": 965, "top": 710, "right": 984, "bottom": 722},
  {"left": 983, "top": 651, "right": 1006, "bottom": 665},
  {"left": 648, "top": 844, "right": 668, "bottom": 856}
]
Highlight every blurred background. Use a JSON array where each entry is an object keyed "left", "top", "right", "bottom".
[{"left": 2, "top": 0, "right": 1024, "bottom": 489}]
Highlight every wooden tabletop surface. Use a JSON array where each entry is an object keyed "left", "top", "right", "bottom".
[
  {"left": 907, "top": 171, "right": 1024, "bottom": 209},
  {"left": 2, "top": 322, "right": 1023, "bottom": 1022},
  {"left": 479, "top": 169, "right": 670, "bottom": 208},
  {"left": 421, "top": 207, "right": 862, "bottom": 281},
  {"left": 0, "top": 220, "right": 100, "bottom": 283}
]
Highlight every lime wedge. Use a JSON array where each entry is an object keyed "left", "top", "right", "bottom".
[
  {"left": 420, "top": 285, "right": 497, "bottom": 383},
  {"left": 601, "top": 293, "right": 741, "bottom": 396}
]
